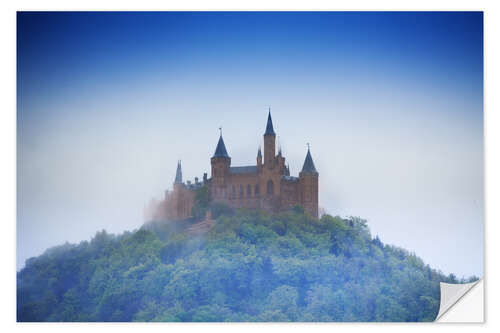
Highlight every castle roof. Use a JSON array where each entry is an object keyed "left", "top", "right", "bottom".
[
  {"left": 264, "top": 110, "right": 276, "bottom": 136},
  {"left": 213, "top": 134, "right": 230, "bottom": 158},
  {"left": 281, "top": 175, "right": 299, "bottom": 182},
  {"left": 301, "top": 147, "right": 318, "bottom": 175},
  {"left": 174, "top": 160, "right": 183, "bottom": 184},
  {"left": 230, "top": 165, "right": 258, "bottom": 174}
]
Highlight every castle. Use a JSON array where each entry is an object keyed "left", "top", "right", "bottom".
[{"left": 144, "top": 111, "right": 319, "bottom": 221}]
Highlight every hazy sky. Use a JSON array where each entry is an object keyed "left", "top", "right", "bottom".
[{"left": 17, "top": 12, "right": 483, "bottom": 277}]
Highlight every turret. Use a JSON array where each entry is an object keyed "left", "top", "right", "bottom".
[
  {"left": 300, "top": 146, "right": 318, "bottom": 176},
  {"left": 211, "top": 130, "right": 231, "bottom": 198},
  {"left": 173, "top": 160, "right": 183, "bottom": 190},
  {"left": 263, "top": 109, "right": 276, "bottom": 167},
  {"left": 276, "top": 137, "right": 286, "bottom": 174},
  {"left": 299, "top": 145, "right": 319, "bottom": 218},
  {"left": 257, "top": 146, "right": 262, "bottom": 166}
]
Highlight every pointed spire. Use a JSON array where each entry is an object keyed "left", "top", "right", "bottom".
[
  {"left": 301, "top": 144, "right": 318, "bottom": 175},
  {"left": 257, "top": 146, "right": 262, "bottom": 158},
  {"left": 264, "top": 108, "right": 276, "bottom": 136},
  {"left": 174, "top": 160, "right": 183, "bottom": 184},
  {"left": 213, "top": 130, "right": 230, "bottom": 158}
]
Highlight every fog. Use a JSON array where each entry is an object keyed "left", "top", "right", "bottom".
[
  {"left": 17, "top": 12, "right": 483, "bottom": 278},
  {"left": 17, "top": 90, "right": 483, "bottom": 278}
]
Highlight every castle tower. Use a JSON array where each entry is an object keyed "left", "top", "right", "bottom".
[
  {"left": 263, "top": 109, "right": 276, "bottom": 168},
  {"left": 299, "top": 145, "right": 319, "bottom": 218},
  {"left": 211, "top": 131, "right": 231, "bottom": 200}
]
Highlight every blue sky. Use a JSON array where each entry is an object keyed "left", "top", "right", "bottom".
[{"left": 17, "top": 12, "right": 483, "bottom": 277}]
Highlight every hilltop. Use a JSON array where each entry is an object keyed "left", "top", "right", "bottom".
[{"left": 17, "top": 205, "right": 477, "bottom": 322}]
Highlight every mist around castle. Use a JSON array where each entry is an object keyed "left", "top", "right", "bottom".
[
  {"left": 16, "top": 111, "right": 480, "bottom": 322},
  {"left": 17, "top": 12, "right": 483, "bottom": 322},
  {"left": 145, "top": 111, "right": 320, "bottom": 224}
]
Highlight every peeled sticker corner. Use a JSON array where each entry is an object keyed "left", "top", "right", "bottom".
[{"left": 435, "top": 279, "right": 484, "bottom": 322}]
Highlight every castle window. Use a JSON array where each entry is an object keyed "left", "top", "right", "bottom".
[
  {"left": 255, "top": 184, "right": 260, "bottom": 196},
  {"left": 247, "top": 184, "right": 252, "bottom": 197},
  {"left": 267, "top": 180, "right": 274, "bottom": 195},
  {"left": 239, "top": 185, "right": 244, "bottom": 198},
  {"left": 232, "top": 185, "right": 236, "bottom": 198}
]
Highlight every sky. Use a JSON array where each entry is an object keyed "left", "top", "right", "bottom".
[{"left": 17, "top": 12, "right": 483, "bottom": 277}]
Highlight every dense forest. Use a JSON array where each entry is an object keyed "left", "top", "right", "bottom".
[{"left": 17, "top": 201, "right": 477, "bottom": 322}]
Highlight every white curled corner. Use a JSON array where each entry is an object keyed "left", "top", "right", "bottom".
[{"left": 435, "top": 279, "right": 484, "bottom": 322}]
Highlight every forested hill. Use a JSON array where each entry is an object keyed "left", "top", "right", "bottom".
[{"left": 17, "top": 205, "right": 477, "bottom": 322}]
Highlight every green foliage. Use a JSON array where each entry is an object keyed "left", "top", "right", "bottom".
[
  {"left": 17, "top": 209, "right": 473, "bottom": 322},
  {"left": 209, "top": 201, "right": 234, "bottom": 219}
]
